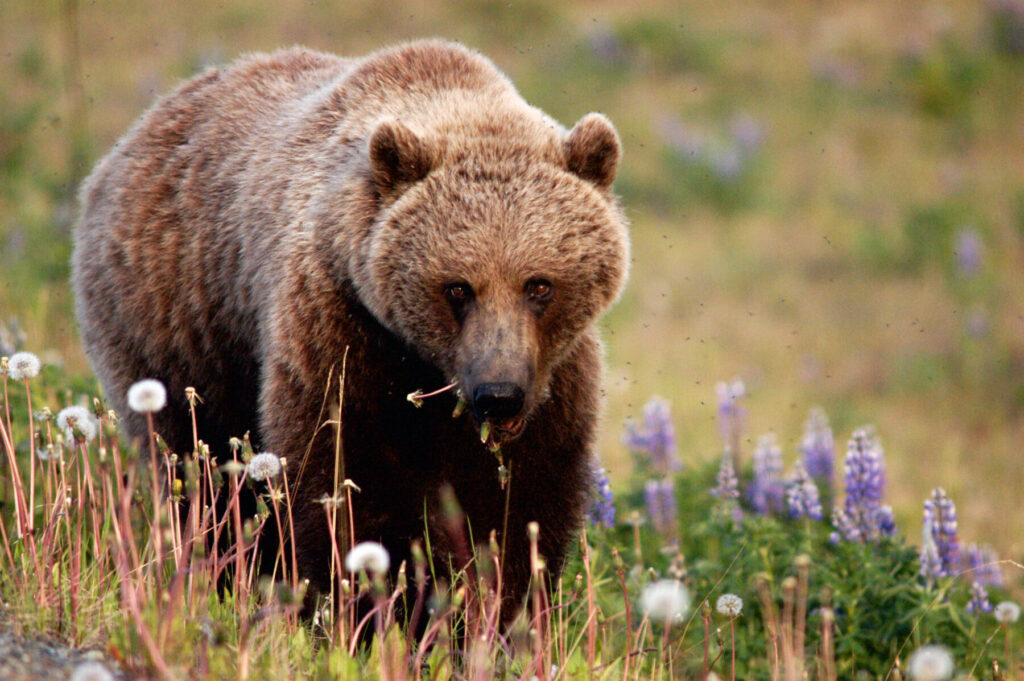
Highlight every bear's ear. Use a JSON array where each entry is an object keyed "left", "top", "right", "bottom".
[
  {"left": 564, "top": 113, "right": 620, "bottom": 189},
  {"left": 368, "top": 120, "right": 433, "bottom": 192}
]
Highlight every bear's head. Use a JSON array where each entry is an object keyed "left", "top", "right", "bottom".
[{"left": 356, "top": 113, "right": 629, "bottom": 441}]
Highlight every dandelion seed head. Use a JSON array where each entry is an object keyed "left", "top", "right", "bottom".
[
  {"left": 70, "top": 661, "right": 115, "bottom": 681},
  {"left": 345, "top": 541, "right": 390, "bottom": 575},
  {"left": 994, "top": 601, "right": 1020, "bottom": 624},
  {"left": 246, "top": 452, "right": 282, "bottom": 481},
  {"left": 56, "top": 405, "right": 97, "bottom": 443},
  {"left": 640, "top": 579, "right": 691, "bottom": 624},
  {"left": 127, "top": 378, "right": 167, "bottom": 413},
  {"left": 907, "top": 644, "right": 954, "bottom": 681},
  {"left": 716, "top": 593, "right": 743, "bottom": 617},
  {"left": 7, "top": 351, "right": 40, "bottom": 380}
]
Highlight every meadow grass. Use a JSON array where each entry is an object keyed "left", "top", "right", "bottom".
[{"left": 0, "top": 363, "right": 1020, "bottom": 679}]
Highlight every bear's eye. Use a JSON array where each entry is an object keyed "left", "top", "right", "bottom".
[
  {"left": 524, "top": 278, "right": 553, "bottom": 302},
  {"left": 444, "top": 282, "right": 473, "bottom": 304}
]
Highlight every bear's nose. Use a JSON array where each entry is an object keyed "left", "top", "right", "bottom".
[{"left": 472, "top": 382, "right": 526, "bottom": 421}]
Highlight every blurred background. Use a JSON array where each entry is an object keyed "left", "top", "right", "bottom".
[{"left": 2, "top": 1, "right": 1023, "bottom": 561}]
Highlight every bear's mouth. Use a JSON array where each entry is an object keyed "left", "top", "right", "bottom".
[
  {"left": 474, "top": 415, "right": 527, "bottom": 449},
  {"left": 492, "top": 416, "right": 525, "bottom": 440}
]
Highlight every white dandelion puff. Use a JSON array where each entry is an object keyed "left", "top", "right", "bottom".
[
  {"left": 70, "top": 661, "right": 115, "bottom": 681},
  {"left": 7, "top": 351, "right": 41, "bottom": 380},
  {"left": 640, "top": 579, "right": 691, "bottom": 624},
  {"left": 907, "top": 645, "right": 954, "bottom": 681},
  {"left": 716, "top": 593, "right": 743, "bottom": 617},
  {"left": 56, "top": 406, "right": 98, "bottom": 443},
  {"left": 994, "top": 601, "right": 1020, "bottom": 624},
  {"left": 246, "top": 452, "right": 283, "bottom": 481},
  {"left": 127, "top": 379, "right": 167, "bottom": 413},
  {"left": 345, "top": 541, "right": 390, "bottom": 575}
]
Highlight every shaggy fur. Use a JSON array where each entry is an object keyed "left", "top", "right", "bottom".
[{"left": 73, "top": 40, "right": 629, "bottom": 619}]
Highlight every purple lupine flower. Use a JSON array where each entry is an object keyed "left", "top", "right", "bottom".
[
  {"left": 711, "top": 453, "right": 743, "bottom": 522},
  {"left": 748, "top": 434, "right": 786, "bottom": 515},
  {"left": 586, "top": 466, "right": 615, "bottom": 529},
  {"left": 832, "top": 429, "right": 897, "bottom": 543},
  {"left": 644, "top": 478, "right": 677, "bottom": 535},
  {"left": 715, "top": 379, "right": 746, "bottom": 455},
  {"left": 787, "top": 461, "right": 823, "bottom": 522},
  {"left": 711, "top": 454, "right": 740, "bottom": 502},
  {"left": 954, "top": 228, "right": 983, "bottom": 277},
  {"left": 967, "top": 581, "right": 993, "bottom": 615},
  {"left": 963, "top": 544, "right": 1004, "bottom": 588},
  {"left": 830, "top": 508, "right": 861, "bottom": 543},
  {"left": 923, "top": 488, "right": 960, "bottom": 577},
  {"left": 876, "top": 504, "right": 897, "bottom": 537},
  {"left": 623, "top": 397, "right": 680, "bottom": 474},
  {"left": 800, "top": 407, "right": 835, "bottom": 484}
]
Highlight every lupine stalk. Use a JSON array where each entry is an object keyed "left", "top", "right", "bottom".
[
  {"left": 644, "top": 477, "right": 677, "bottom": 536},
  {"left": 623, "top": 397, "right": 680, "bottom": 474},
  {"left": 748, "top": 433, "right": 785, "bottom": 515},
  {"left": 800, "top": 406, "right": 834, "bottom": 485},
  {"left": 832, "top": 428, "right": 896, "bottom": 543},
  {"left": 786, "top": 461, "right": 823, "bottom": 522},
  {"left": 715, "top": 379, "right": 746, "bottom": 457},
  {"left": 585, "top": 465, "right": 615, "bottom": 528}
]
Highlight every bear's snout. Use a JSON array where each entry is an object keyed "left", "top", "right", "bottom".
[{"left": 471, "top": 382, "right": 526, "bottom": 421}]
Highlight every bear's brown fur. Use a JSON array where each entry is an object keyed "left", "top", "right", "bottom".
[{"left": 73, "top": 40, "right": 629, "bottom": 619}]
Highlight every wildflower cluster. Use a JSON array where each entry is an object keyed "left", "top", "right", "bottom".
[
  {"left": 623, "top": 398, "right": 681, "bottom": 536},
  {"left": 962, "top": 543, "right": 1003, "bottom": 588},
  {"left": 831, "top": 429, "right": 896, "bottom": 543},
  {"left": 799, "top": 406, "right": 834, "bottom": 484},
  {"left": 920, "top": 487, "right": 960, "bottom": 580},
  {"left": 585, "top": 465, "right": 615, "bottom": 528},
  {"left": 623, "top": 397, "right": 680, "bottom": 473},
  {"left": 644, "top": 478, "right": 677, "bottom": 535},
  {"left": 786, "top": 461, "right": 823, "bottom": 522},
  {"left": 714, "top": 379, "right": 746, "bottom": 454},
  {"left": 747, "top": 433, "right": 785, "bottom": 515}
]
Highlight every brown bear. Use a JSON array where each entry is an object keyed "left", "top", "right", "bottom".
[{"left": 72, "top": 40, "right": 629, "bottom": 621}]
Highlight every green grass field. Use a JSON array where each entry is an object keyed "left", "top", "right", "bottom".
[{"left": 2, "top": 1, "right": 1023, "bottom": 677}]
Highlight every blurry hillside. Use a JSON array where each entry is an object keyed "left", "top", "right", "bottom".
[{"left": 2, "top": 0, "right": 1023, "bottom": 558}]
